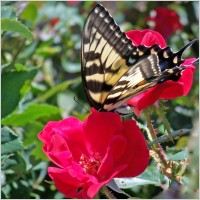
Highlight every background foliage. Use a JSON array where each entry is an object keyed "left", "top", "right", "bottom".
[{"left": 1, "top": 1, "right": 199, "bottom": 199}]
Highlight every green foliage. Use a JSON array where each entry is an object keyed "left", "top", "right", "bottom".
[
  {"left": 2, "top": 104, "right": 61, "bottom": 126},
  {"left": 1, "top": 18, "right": 33, "bottom": 40},
  {"left": 115, "top": 171, "right": 163, "bottom": 189},
  {"left": 1, "top": 68, "right": 38, "bottom": 118},
  {"left": 21, "top": 3, "right": 38, "bottom": 22},
  {"left": 168, "top": 150, "right": 188, "bottom": 161},
  {"left": 1, "top": 5, "right": 16, "bottom": 18},
  {"left": 1, "top": 1, "right": 198, "bottom": 199},
  {"left": 1, "top": 127, "right": 24, "bottom": 155}
]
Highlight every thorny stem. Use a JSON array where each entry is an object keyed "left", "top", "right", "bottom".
[
  {"left": 143, "top": 109, "right": 168, "bottom": 168},
  {"left": 144, "top": 109, "right": 184, "bottom": 182},
  {"left": 102, "top": 186, "right": 116, "bottom": 199},
  {"left": 157, "top": 100, "right": 173, "bottom": 140},
  {"left": 144, "top": 109, "right": 160, "bottom": 144}
]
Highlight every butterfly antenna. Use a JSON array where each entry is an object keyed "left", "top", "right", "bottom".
[
  {"left": 176, "top": 39, "right": 198, "bottom": 60},
  {"left": 73, "top": 96, "right": 90, "bottom": 113}
]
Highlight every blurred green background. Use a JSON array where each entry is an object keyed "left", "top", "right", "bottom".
[{"left": 1, "top": 1, "right": 199, "bottom": 199}]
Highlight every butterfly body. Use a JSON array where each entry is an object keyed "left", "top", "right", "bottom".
[{"left": 81, "top": 4, "right": 196, "bottom": 113}]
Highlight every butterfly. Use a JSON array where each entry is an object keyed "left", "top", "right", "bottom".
[{"left": 81, "top": 3, "right": 196, "bottom": 114}]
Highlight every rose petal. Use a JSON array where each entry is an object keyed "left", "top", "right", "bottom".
[
  {"left": 83, "top": 111, "right": 123, "bottom": 155},
  {"left": 126, "top": 29, "right": 166, "bottom": 47},
  {"left": 117, "top": 120, "right": 149, "bottom": 177},
  {"left": 98, "top": 135, "right": 127, "bottom": 177}
]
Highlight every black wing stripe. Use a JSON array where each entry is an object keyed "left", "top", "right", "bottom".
[
  {"left": 87, "top": 80, "right": 113, "bottom": 93},
  {"left": 83, "top": 5, "right": 105, "bottom": 63},
  {"left": 83, "top": 5, "right": 101, "bottom": 44},
  {"left": 90, "top": 9, "right": 109, "bottom": 44},
  {"left": 84, "top": 52, "right": 101, "bottom": 62},
  {"left": 88, "top": 8, "right": 117, "bottom": 64},
  {"left": 85, "top": 60, "right": 125, "bottom": 76},
  {"left": 84, "top": 63, "right": 104, "bottom": 75},
  {"left": 87, "top": 4, "right": 135, "bottom": 67}
]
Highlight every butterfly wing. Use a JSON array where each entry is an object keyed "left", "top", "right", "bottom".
[
  {"left": 103, "top": 54, "right": 161, "bottom": 111},
  {"left": 81, "top": 4, "right": 197, "bottom": 112},
  {"left": 81, "top": 4, "right": 138, "bottom": 111}
]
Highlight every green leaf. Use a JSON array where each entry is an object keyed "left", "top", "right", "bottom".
[
  {"left": 108, "top": 180, "right": 131, "bottom": 198},
  {"left": 61, "top": 57, "right": 81, "bottom": 73},
  {"left": 1, "top": 5, "right": 16, "bottom": 18},
  {"left": 21, "top": 3, "right": 38, "bottom": 22},
  {"left": 1, "top": 127, "right": 18, "bottom": 144},
  {"left": 1, "top": 63, "right": 11, "bottom": 70},
  {"left": 72, "top": 111, "right": 89, "bottom": 121},
  {"left": 115, "top": 165, "right": 165, "bottom": 189},
  {"left": 2, "top": 104, "right": 61, "bottom": 126},
  {"left": 36, "top": 46, "right": 61, "bottom": 57},
  {"left": 114, "top": 177, "right": 160, "bottom": 189},
  {"left": 63, "top": 62, "right": 81, "bottom": 73},
  {"left": 157, "top": 101, "right": 173, "bottom": 141},
  {"left": 9, "top": 179, "right": 31, "bottom": 199},
  {"left": 137, "top": 169, "right": 162, "bottom": 183},
  {"left": 1, "top": 68, "right": 38, "bottom": 118},
  {"left": 23, "top": 121, "right": 44, "bottom": 146},
  {"left": 57, "top": 92, "right": 76, "bottom": 116},
  {"left": 18, "top": 42, "right": 38, "bottom": 59},
  {"left": 15, "top": 63, "right": 28, "bottom": 71},
  {"left": 32, "top": 140, "right": 48, "bottom": 161},
  {"left": 168, "top": 151, "right": 189, "bottom": 161},
  {"left": 4, "top": 153, "right": 26, "bottom": 177},
  {"left": 23, "top": 121, "right": 48, "bottom": 160},
  {"left": 1, "top": 18, "right": 33, "bottom": 40},
  {"left": 1, "top": 127, "right": 23, "bottom": 155},
  {"left": 35, "top": 79, "right": 79, "bottom": 103}
]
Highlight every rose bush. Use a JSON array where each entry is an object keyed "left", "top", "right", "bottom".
[
  {"left": 125, "top": 30, "right": 196, "bottom": 116},
  {"left": 147, "top": 7, "right": 183, "bottom": 40},
  {"left": 38, "top": 110, "right": 149, "bottom": 198}
]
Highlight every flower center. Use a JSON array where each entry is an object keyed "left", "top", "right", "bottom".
[{"left": 79, "top": 152, "right": 102, "bottom": 175}]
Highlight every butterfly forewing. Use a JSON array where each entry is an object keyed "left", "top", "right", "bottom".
[{"left": 81, "top": 4, "right": 139, "bottom": 111}]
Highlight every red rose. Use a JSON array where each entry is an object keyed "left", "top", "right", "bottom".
[
  {"left": 67, "top": 1, "right": 81, "bottom": 6},
  {"left": 50, "top": 18, "right": 60, "bottom": 27},
  {"left": 147, "top": 7, "right": 183, "bottom": 40},
  {"left": 127, "top": 29, "right": 166, "bottom": 47},
  {"left": 126, "top": 30, "right": 196, "bottom": 116},
  {"left": 38, "top": 110, "right": 149, "bottom": 198}
]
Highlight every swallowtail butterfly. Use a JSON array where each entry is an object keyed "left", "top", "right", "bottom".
[{"left": 81, "top": 4, "right": 196, "bottom": 114}]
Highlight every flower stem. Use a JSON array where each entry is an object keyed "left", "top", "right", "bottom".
[
  {"left": 102, "top": 186, "right": 116, "bottom": 199},
  {"left": 143, "top": 108, "right": 183, "bottom": 182},
  {"left": 143, "top": 109, "right": 168, "bottom": 168},
  {"left": 157, "top": 100, "right": 173, "bottom": 140},
  {"left": 144, "top": 109, "right": 158, "bottom": 142}
]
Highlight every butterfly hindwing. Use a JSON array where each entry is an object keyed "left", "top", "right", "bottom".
[{"left": 103, "top": 54, "right": 161, "bottom": 111}]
